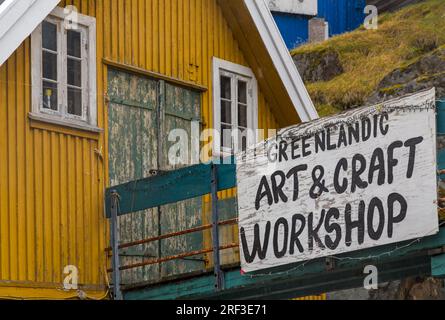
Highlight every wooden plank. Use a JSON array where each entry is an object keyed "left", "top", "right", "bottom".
[
  {"left": 105, "top": 158, "right": 236, "bottom": 218},
  {"left": 123, "top": 227, "right": 445, "bottom": 300},
  {"left": 125, "top": 256, "right": 431, "bottom": 300},
  {"left": 103, "top": 58, "right": 208, "bottom": 92}
]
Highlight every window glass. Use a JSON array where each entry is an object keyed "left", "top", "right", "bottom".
[
  {"left": 239, "top": 128, "right": 247, "bottom": 152},
  {"left": 220, "top": 76, "right": 231, "bottom": 100},
  {"left": 238, "top": 104, "right": 247, "bottom": 128},
  {"left": 42, "top": 21, "right": 58, "bottom": 111},
  {"left": 42, "top": 81, "right": 58, "bottom": 111},
  {"left": 67, "top": 30, "right": 82, "bottom": 116},
  {"left": 220, "top": 75, "right": 232, "bottom": 146},
  {"left": 67, "top": 59, "right": 82, "bottom": 87},
  {"left": 42, "top": 51, "right": 57, "bottom": 81},
  {"left": 221, "top": 123, "right": 232, "bottom": 149},
  {"left": 68, "top": 87, "right": 82, "bottom": 116},
  {"left": 67, "top": 30, "right": 81, "bottom": 58},
  {"left": 221, "top": 100, "right": 231, "bottom": 124},
  {"left": 238, "top": 80, "right": 247, "bottom": 104},
  {"left": 42, "top": 21, "right": 57, "bottom": 52},
  {"left": 238, "top": 80, "right": 248, "bottom": 128}
]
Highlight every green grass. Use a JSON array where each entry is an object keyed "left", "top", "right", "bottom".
[{"left": 291, "top": 0, "right": 445, "bottom": 115}]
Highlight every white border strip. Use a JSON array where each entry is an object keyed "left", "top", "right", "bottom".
[
  {"left": 0, "top": 0, "right": 60, "bottom": 66},
  {"left": 244, "top": 0, "right": 319, "bottom": 122},
  {"left": 0, "top": 0, "right": 18, "bottom": 21}
]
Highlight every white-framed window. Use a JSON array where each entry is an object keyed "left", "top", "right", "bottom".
[
  {"left": 30, "top": 7, "right": 97, "bottom": 130},
  {"left": 213, "top": 57, "right": 258, "bottom": 157}
]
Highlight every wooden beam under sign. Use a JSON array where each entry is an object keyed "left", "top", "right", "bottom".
[{"left": 123, "top": 227, "right": 445, "bottom": 300}]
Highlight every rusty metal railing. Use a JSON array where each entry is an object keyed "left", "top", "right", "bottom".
[
  {"left": 105, "top": 160, "right": 238, "bottom": 300},
  {"left": 106, "top": 218, "right": 239, "bottom": 273}
]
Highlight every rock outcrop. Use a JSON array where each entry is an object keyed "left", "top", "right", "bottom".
[
  {"left": 367, "top": 46, "right": 445, "bottom": 104},
  {"left": 292, "top": 49, "right": 344, "bottom": 83}
]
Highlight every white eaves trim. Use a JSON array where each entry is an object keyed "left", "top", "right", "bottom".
[
  {"left": 243, "top": 0, "right": 319, "bottom": 122},
  {"left": 0, "top": 0, "right": 60, "bottom": 66}
]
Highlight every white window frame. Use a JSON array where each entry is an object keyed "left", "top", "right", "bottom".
[
  {"left": 212, "top": 57, "right": 258, "bottom": 158},
  {"left": 30, "top": 7, "right": 98, "bottom": 131}
]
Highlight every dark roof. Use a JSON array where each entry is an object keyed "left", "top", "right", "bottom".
[{"left": 367, "top": 0, "right": 426, "bottom": 12}]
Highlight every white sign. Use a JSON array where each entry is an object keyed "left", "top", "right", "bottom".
[
  {"left": 236, "top": 89, "right": 439, "bottom": 273},
  {"left": 268, "top": 0, "right": 318, "bottom": 16}
]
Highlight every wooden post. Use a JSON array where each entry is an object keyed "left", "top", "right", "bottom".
[
  {"left": 110, "top": 190, "right": 123, "bottom": 300},
  {"left": 211, "top": 163, "right": 224, "bottom": 291},
  {"left": 157, "top": 80, "right": 166, "bottom": 280}
]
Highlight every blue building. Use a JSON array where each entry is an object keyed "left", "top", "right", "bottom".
[{"left": 270, "top": 0, "right": 367, "bottom": 49}]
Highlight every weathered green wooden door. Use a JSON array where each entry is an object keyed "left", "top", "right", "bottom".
[
  {"left": 108, "top": 69, "right": 203, "bottom": 285},
  {"left": 159, "top": 82, "right": 204, "bottom": 277},
  {"left": 108, "top": 69, "right": 159, "bottom": 285}
]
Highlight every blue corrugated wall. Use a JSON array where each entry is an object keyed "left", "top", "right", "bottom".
[
  {"left": 272, "top": 12, "right": 311, "bottom": 49},
  {"left": 318, "top": 0, "right": 366, "bottom": 37},
  {"left": 272, "top": 0, "right": 366, "bottom": 49}
]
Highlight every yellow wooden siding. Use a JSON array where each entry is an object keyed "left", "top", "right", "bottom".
[
  {"left": 0, "top": 40, "right": 108, "bottom": 299},
  {"left": 64, "top": 0, "right": 282, "bottom": 275},
  {"left": 0, "top": 0, "right": 287, "bottom": 299}
]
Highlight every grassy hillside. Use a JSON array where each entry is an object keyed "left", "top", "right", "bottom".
[{"left": 291, "top": 0, "right": 445, "bottom": 116}]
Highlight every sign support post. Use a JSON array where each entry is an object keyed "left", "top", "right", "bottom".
[
  {"left": 211, "top": 163, "right": 225, "bottom": 291},
  {"left": 110, "top": 190, "right": 123, "bottom": 300}
]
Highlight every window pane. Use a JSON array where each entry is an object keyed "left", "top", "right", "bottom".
[
  {"left": 43, "top": 51, "right": 57, "bottom": 81},
  {"left": 42, "top": 81, "right": 58, "bottom": 111},
  {"left": 238, "top": 104, "right": 247, "bottom": 128},
  {"left": 220, "top": 76, "right": 231, "bottom": 100},
  {"left": 239, "top": 128, "right": 247, "bottom": 152},
  {"left": 221, "top": 100, "right": 231, "bottom": 124},
  {"left": 221, "top": 124, "right": 232, "bottom": 150},
  {"left": 68, "top": 87, "right": 82, "bottom": 116},
  {"left": 238, "top": 80, "right": 247, "bottom": 104},
  {"left": 67, "top": 58, "right": 82, "bottom": 87},
  {"left": 42, "top": 21, "right": 57, "bottom": 51},
  {"left": 67, "top": 30, "right": 81, "bottom": 58}
]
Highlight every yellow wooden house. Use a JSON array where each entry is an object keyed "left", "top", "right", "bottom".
[{"left": 0, "top": 0, "right": 317, "bottom": 299}]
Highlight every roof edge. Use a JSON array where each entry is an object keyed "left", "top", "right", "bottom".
[
  {"left": 0, "top": 0, "right": 60, "bottom": 67},
  {"left": 243, "top": 0, "right": 319, "bottom": 122}
]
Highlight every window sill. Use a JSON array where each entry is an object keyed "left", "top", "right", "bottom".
[{"left": 28, "top": 112, "right": 103, "bottom": 140}]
